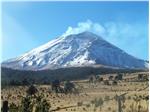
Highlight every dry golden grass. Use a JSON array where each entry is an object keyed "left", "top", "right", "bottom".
[{"left": 1, "top": 72, "right": 149, "bottom": 112}]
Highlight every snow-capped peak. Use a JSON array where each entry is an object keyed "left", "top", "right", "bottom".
[{"left": 2, "top": 31, "right": 148, "bottom": 70}]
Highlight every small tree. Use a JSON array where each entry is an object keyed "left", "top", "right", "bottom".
[
  {"left": 98, "top": 77, "right": 103, "bottom": 83},
  {"left": 51, "top": 80, "right": 61, "bottom": 93},
  {"left": 109, "top": 76, "right": 113, "bottom": 80},
  {"left": 2, "top": 100, "right": 9, "bottom": 112},
  {"left": 115, "top": 76, "right": 118, "bottom": 80},
  {"left": 89, "top": 76, "right": 94, "bottom": 84},
  {"left": 64, "top": 81, "right": 76, "bottom": 94},
  {"left": 22, "top": 78, "right": 30, "bottom": 85},
  {"left": 9, "top": 103, "right": 18, "bottom": 112},
  {"left": 104, "top": 95, "right": 110, "bottom": 101},
  {"left": 115, "top": 74, "right": 123, "bottom": 80},
  {"left": 138, "top": 74, "right": 144, "bottom": 81},
  {"left": 94, "top": 98, "right": 104, "bottom": 111},
  {"left": 112, "top": 80, "right": 118, "bottom": 85},
  {"left": 35, "top": 95, "right": 50, "bottom": 112},
  {"left": 26, "top": 85, "right": 38, "bottom": 96},
  {"left": 20, "top": 96, "right": 33, "bottom": 112},
  {"left": 118, "top": 74, "right": 123, "bottom": 80},
  {"left": 77, "top": 101, "right": 83, "bottom": 107},
  {"left": 103, "top": 80, "right": 110, "bottom": 85}
]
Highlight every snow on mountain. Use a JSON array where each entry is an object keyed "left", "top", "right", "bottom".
[{"left": 2, "top": 31, "right": 148, "bottom": 70}]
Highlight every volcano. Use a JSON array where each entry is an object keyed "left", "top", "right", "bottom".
[{"left": 2, "top": 31, "right": 148, "bottom": 70}]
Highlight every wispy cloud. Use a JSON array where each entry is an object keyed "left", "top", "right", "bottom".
[
  {"left": 62, "top": 20, "right": 148, "bottom": 60},
  {"left": 62, "top": 20, "right": 106, "bottom": 37}
]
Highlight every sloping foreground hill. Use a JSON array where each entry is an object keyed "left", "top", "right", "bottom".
[{"left": 1, "top": 66, "right": 147, "bottom": 86}]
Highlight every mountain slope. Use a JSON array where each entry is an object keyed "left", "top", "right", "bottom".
[{"left": 2, "top": 31, "right": 148, "bottom": 70}]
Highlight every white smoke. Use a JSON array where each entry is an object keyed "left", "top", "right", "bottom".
[
  {"left": 62, "top": 20, "right": 148, "bottom": 60},
  {"left": 62, "top": 20, "right": 106, "bottom": 37}
]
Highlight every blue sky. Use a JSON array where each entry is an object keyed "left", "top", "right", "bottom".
[{"left": 1, "top": 1, "right": 149, "bottom": 62}]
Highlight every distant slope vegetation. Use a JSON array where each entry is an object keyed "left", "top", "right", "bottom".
[
  {"left": 1, "top": 66, "right": 147, "bottom": 86},
  {"left": 1, "top": 32, "right": 148, "bottom": 86}
]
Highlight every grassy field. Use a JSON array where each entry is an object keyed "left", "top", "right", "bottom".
[{"left": 1, "top": 72, "right": 149, "bottom": 112}]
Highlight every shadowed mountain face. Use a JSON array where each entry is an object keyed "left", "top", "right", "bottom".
[{"left": 2, "top": 31, "right": 148, "bottom": 70}]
